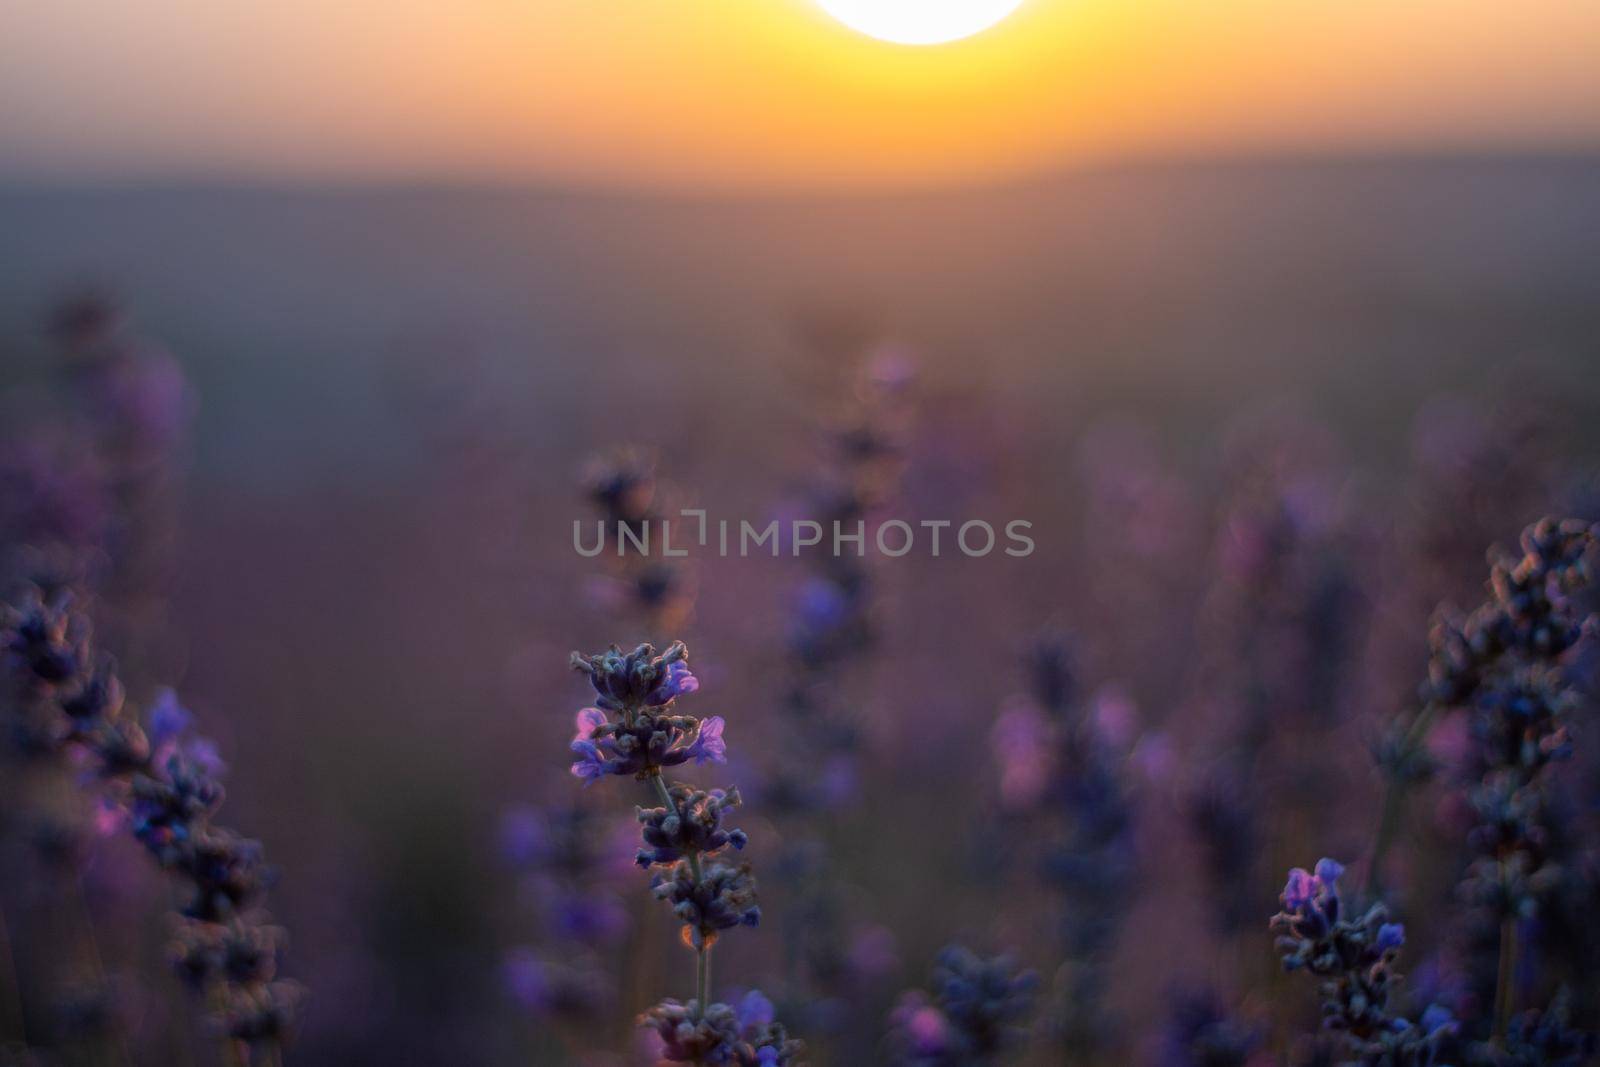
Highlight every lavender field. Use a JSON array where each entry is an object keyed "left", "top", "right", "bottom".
[{"left": 3, "top": 157, "right": 1600, "bottom": 1066}]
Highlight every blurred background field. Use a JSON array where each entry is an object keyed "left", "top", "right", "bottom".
[{"left": 3, "top": 154, "right": 1600, "bottom": 1064}]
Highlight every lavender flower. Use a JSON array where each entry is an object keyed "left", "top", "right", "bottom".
[
  {"left": 1457, "top": 659, "right": 1586, "bottom": 918},
  {"left": 1376, "top": 519, "right": 1597, "bottom": 806},
  {"left": 650, "top": 860, "right": 762, "bottom": 945},
  {"left": 1363, "top": 519, "right": 1597, "bottom": 1049},
  {"left": 579, "top": 448, "right": 695, "bottom": 631},
  {"left": 1188, "top": 771, "right": 1261, "bottom": 935},
  {"left": 1270, "top": 858, "right": 1455, "bottom": 1065},
  {"left": 497, "top": 799, "right": 632, "bottom": 1023},
  {"left": 636, "top": 784, "right": 748, "bottom": 868},
  {"left": 1473, "top": 993, "right": 1595, "bottom": 1067},
  {"left": 565, "top": 639, "right": 801, "bottom": 1064},
  {"left": 740, "top": 351, "right": 913, "bottom": 1049},
  {"left": 1449, "top": 522, "right": 1597, "bottom": 1043},
  {"left": 0, "top": 581, "right": 304, "bottom": 1061},
  {"left": 1156, "top": 987, "right": 1263, "bottom": 1067},
  {"left": 887, "top": 947, "right": 1037, "bottom": 1066},
  {"left": 572, "top": 641, "right": 699, "bottom": 713},
  {"left": 583, "top": 447, "right": 657, "bottom": 535},
  {"left": 4, "top": 587, "right": 84, "bottom": 689},
  {"left": 568, "top": 644, "right": 723, "bottom": 784},
  {"left": 501, "top": 948, "right": 614, "bottom": 1018},
  {"left": 504, "top": 450, "right": 702, "bottom": 1041},
  {"left": 642, "top": 991, "right": 802, "bottom": 1066},
  {"left": 0, "top": 434, "right": 111, "bottom": 572},
  {"left": 169, "top": 917, "right": 284, "bottom": 992},
  {"left": 127, "top": 736, "right": 227, "bottom": 865},
  {"left": 988, "top": 633, "right": 1136, "bottom": 1057}
]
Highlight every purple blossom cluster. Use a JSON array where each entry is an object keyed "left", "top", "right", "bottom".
[
  {"left": 2, "top": 585, "right": 302, "bottom": 1064},
  {"left": 1270, "top": 858, "right": 1456, "bottom": 1065},
  {"left": 497, "top": 799, "right": 633, "bottom": 1021},
  {"left": 752, "top": 349, "right": 913, "bottom": 1045},
  {"left": 2, "top": 294, "right": 190, "bottom": 599},
  {"left": 637, "top": 783, "right": 748, "bottom": 868},
  {"left": 1155, "top": 987, "right": 1264, "bottom": 1067},
  {"left": 1186, "top": 422, "right": 1366, "bottom": 950},
  {"left": 641, "top": 989, "right": 802, "bottom": 1067},
  {"left": 1375, "top": 519, "right": 1596, "bottom": 806},
  {"left": 1485, "top": 993, "right": 1595, "bottom": 1067},
  {"left": 763, "top": 350, "right": 914, "bottom": 816},
  {"left": 580, "top": 447, "right": 696, "bottom": 632},
  {"left": 988, "top": 634, "right": 1137, "bottom": 1058},
  {"left": 1276, "top": 517, "right": 1600, "bottom": 1065},
  {"left": 886, "top": 946, "right": 1038, "bottom": 1067},
  {"left": 569, "top": 643, "right": 723, "bottom": 782}
]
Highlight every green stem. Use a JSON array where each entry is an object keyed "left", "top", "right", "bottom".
[
  {"left": 696, "top": 939, "right": 709, "bottom": 1013},
  {"left": 649, "top": 771, "right": 673, "bottom": 810},
  {"left": 685, "top": 850, "right": 708, "bottom": 1015},
  {"left": 1365, "top": 703, "right": 1439, "bottom": 896},
  {"left": 1365, "top": 781, "right": 1406, "bottom": 897},
  {"left": 1493, "top": 913, "right": 1519, "bottom": 1044}
]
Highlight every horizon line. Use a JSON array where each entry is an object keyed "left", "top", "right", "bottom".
[{"left": 1, "top": 146, "right": 1597, "bottom": 204}]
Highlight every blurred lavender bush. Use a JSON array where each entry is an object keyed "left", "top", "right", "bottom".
[{"left": 3, "top": 162, "right": 1600, "bottom": 1066}]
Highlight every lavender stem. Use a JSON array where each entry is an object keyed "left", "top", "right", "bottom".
[
  {"left": 1364, "top": 702, "right": 1439, "bottom": 896},
  {"left": 696, "top": 944, "right": 709, "bottom": 1019},
  {"left": 1492, "top": 913, "right": 1518, "bottom": 1044}
]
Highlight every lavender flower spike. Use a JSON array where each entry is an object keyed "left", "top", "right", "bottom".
[
  {"left": 1, "top": 582, "right": 304, "bottom": 1060},
  {"left": 888, "top": 946, "right": 1038, "bottom": 1066},
  {"left": 564, "top": 639, "right": 802, "bottom": 1065},
  {"left": 1270, "top": 858, "right": 1449, "bottom": 1064}
]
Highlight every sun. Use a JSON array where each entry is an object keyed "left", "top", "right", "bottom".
[{"left": 815, "top": 0, "right": 1026, "bottom": 45}]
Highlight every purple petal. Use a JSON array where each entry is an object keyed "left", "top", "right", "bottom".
[
  {"left": 573, "top": 707, "right": 606, "bottom": 742},
  {"left": 502, "top": 950, "right": 550, "bottom": 1011},
  {"left": 645, "top": 662, "right": 700, "bottom": 706},
  {"left": 1420, "top": 1005, "right": 1456, "bottom": 1036},
  {"left": 1282, "top": 868, "right": 1314, "bottom": 909},
  {"left": 146, "top": 688, "right": 193, "bottom": 748},
  {"left": 569, "top": 740, "right": 606, "bottom": 781},
  {"left": 687, "top": 716, "right": 727, "bottom": 764},
  {"left": 906, "top": 1005, "right": 948, "bottom": 1055},
  {"left": 738, "top": 990, "right": 774, "bottom": 1030},
  {"left": 184, "top": 737, "right": 227, "bottom": 778},
  {"left": 498, "top": 806, "right": 546, "bottom": 866}
]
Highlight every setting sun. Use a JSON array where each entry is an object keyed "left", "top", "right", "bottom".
[
  {"left": 815, "top": 0, "right": 1026, "bottom": 45},
  {"left": 0, "top": 0, "right": 1596, "bottom": 188}
]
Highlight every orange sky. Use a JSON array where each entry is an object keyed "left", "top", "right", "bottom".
[{"left": 1, "top": 0, "right": 1597, "bottom": 189}]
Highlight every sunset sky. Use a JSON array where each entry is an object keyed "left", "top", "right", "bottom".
[{"left": 2, "top": 0, "right": 1597, "bottom": 190}]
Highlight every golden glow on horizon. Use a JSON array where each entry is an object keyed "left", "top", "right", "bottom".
[
  {"left": 816, "top": 0, "right": 1026, "bottom": 45},
  {"left": 0, "top": 0, "right": 1597, "bottom": 189}
]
